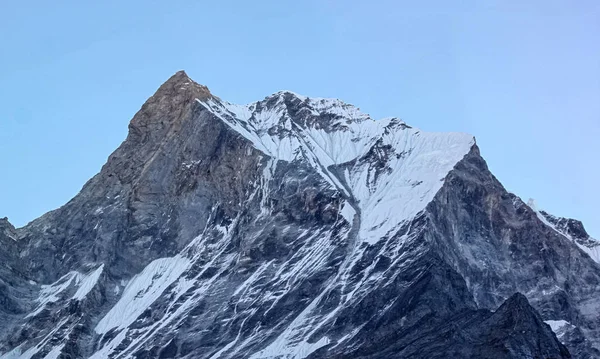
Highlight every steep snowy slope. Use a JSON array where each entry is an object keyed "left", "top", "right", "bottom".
[
  {"left": 0, "top": 71, "right": 596, "bottom": 358},
  {"left": 199, "top": 92, "right": 474, "bottom": 245}
]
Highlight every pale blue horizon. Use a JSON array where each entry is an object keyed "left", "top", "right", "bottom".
[{"left": 1, "top": 1, "right": 598, "bottom": 236}]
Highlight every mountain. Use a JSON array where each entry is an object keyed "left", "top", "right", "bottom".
[{"left": 1, "top": 71, "right": 598, "bottom": 358}]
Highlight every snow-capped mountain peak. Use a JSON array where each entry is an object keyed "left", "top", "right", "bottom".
[{"left": 1, "top": 71, "right": 597, "bottom": 359}]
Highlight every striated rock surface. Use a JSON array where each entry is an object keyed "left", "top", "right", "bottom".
[{"left": 0, "top": 71, "right": 597, "bottom": 358}]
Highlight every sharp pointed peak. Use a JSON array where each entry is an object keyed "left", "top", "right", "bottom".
[
  {"left": 157, "top": 70, "right": 212, "bottom": 99},
  {"left": 125, "top": 71, "right": 215, "bottom": 145},
  {"left": 173, "top": 69, "right": 190, "bottom": 77}
]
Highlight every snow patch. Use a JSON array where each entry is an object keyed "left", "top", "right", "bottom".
[
  {"left": 250, "top": 337, "right": 330, "bottom": 359},
  {"left": 73, "top": 264, "right": 104, "bottom": 300},
  {"left": 26, "top": 272, "right": 79, "bottom": 318},
  {"left": 42, "top": 345, "right": 65, "bottom": 359},
  {"left": 26, "top": 263, "right": 105, "bottom": 318},
  {"left": 545, "top": 319, "right": 571, "bottom": 333},
  {"left": 339, "top": 202, "right": 356, "bottom": 224},
  {"left": 94, "top": 255, "right": 191, "bottom": 334}
]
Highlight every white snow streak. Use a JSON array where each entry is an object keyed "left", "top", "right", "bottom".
[
  {"left": 41, "top": 344, "right": 65, "bottom": 359},
  {"left": 73, "top": 264, "right": 104, "bottom": 300},
  {"left": 26, "top": 264, "right": 105, "bottom": 318},
  {"left": 94, "top": 255, "right": 191, "bottom": 334}
]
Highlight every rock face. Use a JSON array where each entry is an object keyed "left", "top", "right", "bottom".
[
  {"left": 0, "top": 71, "right": 597, "bottom": 358},
  {"left": 0, "top": 218, "right": 32, "bottom": 330}
]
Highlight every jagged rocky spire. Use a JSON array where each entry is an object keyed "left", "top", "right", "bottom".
[{"left": 128, "top": 70, "right": 212, "bottom": 145}]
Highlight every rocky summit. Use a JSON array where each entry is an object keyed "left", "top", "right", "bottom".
[{"left": 1, "top": 71, "right": 598, "bottom": 358}]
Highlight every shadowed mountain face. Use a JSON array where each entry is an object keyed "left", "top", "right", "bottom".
[{"left": 0, "top": 71, "right": 597, "bottom": 358}]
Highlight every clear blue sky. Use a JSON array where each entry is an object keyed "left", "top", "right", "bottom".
[{"left": 1, "top": 1, "right": 598, "bottom": 236}]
